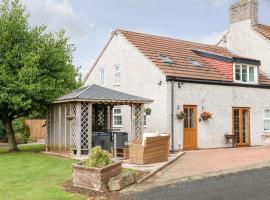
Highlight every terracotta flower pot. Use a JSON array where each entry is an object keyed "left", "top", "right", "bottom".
[{"left": 72, "top": 161, "right": 122, "bottom": 191}]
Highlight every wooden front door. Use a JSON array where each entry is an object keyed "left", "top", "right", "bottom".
[
  {"left": 232, "top": 108, "right": 250, "bottom": 146},
  {"left": 183, "top": 105, "right": 197, "bottom": 150}
]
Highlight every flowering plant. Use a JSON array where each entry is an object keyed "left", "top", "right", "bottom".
[
  {"left": 176, "top": 111, "right": 185, "bottom": 120},
  {"left": 200, "top": 111, "right": 212, "bottom": 121}
]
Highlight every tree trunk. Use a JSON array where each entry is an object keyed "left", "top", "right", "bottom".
[{"left": 4, "top": 119, "right": 19, "bottom": 152}]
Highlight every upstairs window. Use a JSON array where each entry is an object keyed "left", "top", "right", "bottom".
[
  {"left": 234, "top": 64, "right": 257, "bottom": 84},
  {"left": 100, "top": 69, "right": 105, "bottom": 86},
  {"left": 114, "top": 65, "right": 121, "bottom": 85}
]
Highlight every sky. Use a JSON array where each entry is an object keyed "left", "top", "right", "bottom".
[{"left": 20, "top": 0, "right": 270, "bottom": 77}]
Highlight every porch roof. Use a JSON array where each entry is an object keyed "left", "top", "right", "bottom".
[{"left": 53, "top": 84, "right": 153, "bottom": 104}]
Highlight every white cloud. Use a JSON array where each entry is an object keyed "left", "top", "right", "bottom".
[
  {"left": 197, "top": 30, "right": 228, "bottom": 45},
  {"left": 22, "top": 0, "right": 92, "bottom": 42}
]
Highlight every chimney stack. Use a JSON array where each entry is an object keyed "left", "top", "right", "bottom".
[{"left": 230, "top": 0, "right": 258, "bottom": 25}]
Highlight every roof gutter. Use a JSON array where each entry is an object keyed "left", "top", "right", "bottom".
[{"left": 166, "top": 77, "right": 270, "bottom": 89}]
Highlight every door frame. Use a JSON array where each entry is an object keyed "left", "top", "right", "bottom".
[
  {"left": 183, "top": 105, "right": 198, "bottom": 150},
  {"left": 232, "top": 107, "right": 251, "bottom": 147}
]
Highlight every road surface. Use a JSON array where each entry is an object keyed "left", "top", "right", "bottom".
[{"left": 122, "top": 167, "right": 270, "bottom": 200}]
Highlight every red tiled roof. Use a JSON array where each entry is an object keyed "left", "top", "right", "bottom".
[
  {"left": 117, "top": 29, "right": 270, "bottom": 85},
  {"left": 254, "top": 24, "right": 270, "bottom": 41}
]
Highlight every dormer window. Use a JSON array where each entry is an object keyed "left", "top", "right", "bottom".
[{"left": 234, "top": 64, "right": 258, "bottom": 84}]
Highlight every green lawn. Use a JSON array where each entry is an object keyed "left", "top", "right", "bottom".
[{"left": 0, "top": 144, "right": 85, "bottom": 200}]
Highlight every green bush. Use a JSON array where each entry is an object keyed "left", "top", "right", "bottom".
[
  {"left": 84, "top": 146, "right": 112, "bottom": 168},
  {"left": 12, "top": 118, "right": 30, "bottom": 144},
  {"left": 15, "top": 133, "right": 24, "bottom": 144}
]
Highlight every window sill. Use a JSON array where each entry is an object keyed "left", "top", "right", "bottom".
[
  {"left": 113, "top": 83, "right": 121, "bottom": 86},
  {"left": 113, "top": 126, "right": 122, "bottom": 128},
  {"left": 233, "top": 81, "right": 258, "bottom": 85}
]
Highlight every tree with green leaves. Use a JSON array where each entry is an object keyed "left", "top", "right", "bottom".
[{"left": 0, "top": 0, "right": 80, "bottom": 151}]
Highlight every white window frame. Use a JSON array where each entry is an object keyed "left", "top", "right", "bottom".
[
  {"left": 113, "top": 108, "right": 122, "bottom": 128},
  {"left": 144, "top": 112, "right": 147, "bottom": 128},
  {"left": 233, "top": 63, "right": 258, "bottom": 84},
  {"left": 100, "top": 68, "right": 105, "bottom": 86},
  {"left": 114, "top": 65, "right": 121, "bottom": 85},
  {"left": 264, "top": 109, "right": 270, "bottom": 133}
]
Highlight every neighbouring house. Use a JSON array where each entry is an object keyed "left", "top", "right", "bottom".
[
  {"left": 218, "top": 0, "right": 270, "bottom": 76},
  {"left": 84, "top": 1, "right": 270, "bottom": 151}
]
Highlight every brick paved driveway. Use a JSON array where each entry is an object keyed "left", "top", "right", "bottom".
[{"left": 142, "top": 146, "right": 270, "bottom": 187}]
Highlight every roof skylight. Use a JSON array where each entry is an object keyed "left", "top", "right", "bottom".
[
  {"left": 158, "top": 54, "right": 174, "bottom": 64},
  {"left": 189, "top": 58, "right": 203, "bottom": 67}
]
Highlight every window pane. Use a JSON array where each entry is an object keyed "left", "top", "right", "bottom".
[
  {"left": 114, "top": 116, "right": 122, "bottom": 126},
  {"left": 114, "top": 109, "right": 121, "bottom": 114},
  {"left": 184, "top": 109, "right": 188, "bottom": 128},
  {"left": 235, "top": 65, "right": 241, "bottom": 81},
  {"left": 115, "top": 65, "right": 120, "bottom": 72},
  {"left": 265, "top": 109, "right": 270, "bottom": 118},
  {"left": 144, "top": 114, "right": 147, "bottom": 126},
  {"left": 249, "top": 67, "right": 255, "bottom": 82},
  {"left": 242, "top": 65, "right": 247, "bottom": 82},
  {"left": 115, "top": 73, "right": 120, "bottom": 84},
  {"left": 264, "top": 119, "right": 270, "bottom": 131},
  {"left": 189, "top": 109, "right": 194, "bottom": 128}
]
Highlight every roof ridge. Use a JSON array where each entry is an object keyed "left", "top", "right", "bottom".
[
  {"left": 75, "top": 85, "right": 92, "bottom": 98},
  {"left": 116, "top": 29, "right": 229, "bottom": 51}
]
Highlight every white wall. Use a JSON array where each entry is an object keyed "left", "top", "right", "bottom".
[
  {"left": 219, "top": 20, "right": 270, "bottom": 76},
  {"left": 168, "top": 82, "right": 270, "bottom": 150},
  {"left": 85, "top": 32, "right": 168, "bottom": 138}
]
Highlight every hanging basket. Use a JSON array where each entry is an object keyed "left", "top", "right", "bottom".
[
  {"left": 200, "top": 111, "right": 212, "bottom": 121},
  {"left": 176, "top": 111, "right": 185, "bottom": 120},
  {"left": 144, "top": 108, "right": 152, "bottom": 115}
]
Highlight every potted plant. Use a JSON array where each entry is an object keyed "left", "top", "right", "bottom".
[
  {"left": 144, "top": 107, "right": 152, "bottom": 115},
  {"left": 72, "top": 146, "right": 122, "bottom": 191},
  {"left": 200, "top": 111, "right": 212, "bottom": 121},
  {"left": 176, "top": 111, "right": 185, "bottom": 120}
]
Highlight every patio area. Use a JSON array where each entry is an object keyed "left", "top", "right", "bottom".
[{"left": 140, "top": 145, "right": 270, "bottom": 188}]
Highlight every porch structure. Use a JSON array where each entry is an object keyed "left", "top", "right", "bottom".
[{"left": 46, "top": 84, "right": 152, "bottom": 158}]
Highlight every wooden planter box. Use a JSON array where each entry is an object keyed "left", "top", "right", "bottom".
[{"left": 72, "top": 161, "right": 122, "bottom": 191}]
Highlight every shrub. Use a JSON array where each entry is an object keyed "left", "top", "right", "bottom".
[
  {"left": 84, "top": 146, "right": 112, "bottom": 168},
  {"left": 12, "top": 118, "right": 30, "bottom": 144},
  {"left": 15, "top": 133, "right": 24, "bottom": 144}
]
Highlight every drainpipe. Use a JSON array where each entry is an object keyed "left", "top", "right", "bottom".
[{"left": 171, "top": 79, "right": 175, "bottom": 152}]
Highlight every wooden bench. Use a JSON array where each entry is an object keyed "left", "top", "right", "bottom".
[
  {"left": 224, "top": 134, "right": 237, "bottom": 147},
  {"left": 129, "top": 135, "right": 170, "bottom": 165}
]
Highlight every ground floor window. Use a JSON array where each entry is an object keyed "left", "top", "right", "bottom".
[
  {"left": 264, "top": 109, "right": 270, "bottom": 132},
  {"left": 144, "top": 113, "right": 147, "bottom": 127},
  {"left": 113, "top": 108, "right": 122, "bottom": 127}
]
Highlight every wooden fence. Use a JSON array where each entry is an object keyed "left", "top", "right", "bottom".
[{"left": 25, "top": 119, "right": 46, "bottom": 142}]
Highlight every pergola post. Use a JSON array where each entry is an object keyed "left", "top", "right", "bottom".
[
  {"left": 76, "top": 102, "right": 82, "bottom": 157},
  {"left": 131, "top": 104, "right": 144, "bottom": 140},
  {"left": 88, "top": 103, "right": 92, "bottom": 152}
]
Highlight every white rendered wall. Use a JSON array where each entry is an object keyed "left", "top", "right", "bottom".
[
  {"left": 219, "top": 20, "right": 270, "bottom": 76},
  {"left": 168, "top": 82, "right": 270, "bottom": 150},
  {"left": 84, "top": 32, "right": 168, "bottom": 139}
]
